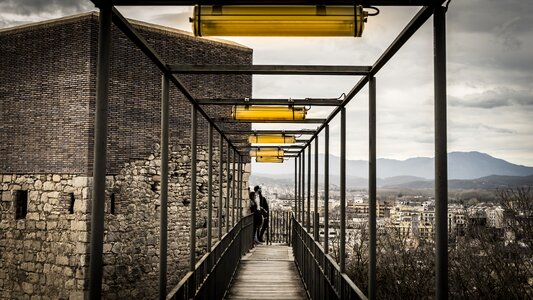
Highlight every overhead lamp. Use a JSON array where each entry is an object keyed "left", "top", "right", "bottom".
[
  {"left": 191, "top": 5, "right": 368, "bottom": 37},
  {"left": 249, "top": 148, "right": 285, "bottom": 157},
  {"left": 256, "top": 156, "right": 284, "bottom": 163},
  {"left": 248, "top": 134, "right": 296, "bottom": 144},
  {"left": 232, "top": 106, "right": 307, "bottom": 121}
]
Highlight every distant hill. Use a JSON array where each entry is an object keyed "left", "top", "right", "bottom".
[
  {"left": 251, "top": 173, "right": 533, "bottom": 190},
  {"left": 251, "top": 173, "right": 429, "bottom": 189},
  {"left": 252, "top": 151, "right": 533, "bottom": 180},
  {"left": 385, "top": 175, "right": 533, "bottom": 190}
]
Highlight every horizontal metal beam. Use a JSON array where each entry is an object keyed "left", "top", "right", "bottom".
[
  {"left": 231, "top": 138, "right": 308, "bottom": 143},
  {"left": 110, "top": 0, "right": 435, "bottom": 6},
  {"left": 169, "top": 65, "right": 370, "bottom": 76},
  {"left": 236, "top": 145, "right": 305, "bottom": 150},
  {"left": 214, "top": 118, "right": 327, "bottom": 124},
  {"left": 196, "top": 98, "right": 342, "bottom": 106},
  {"left": 284, "top": 150, "right": 303, "bottom": 154},
  {"left": 224, "top": 130, "right": 317, "bottom": 135}
]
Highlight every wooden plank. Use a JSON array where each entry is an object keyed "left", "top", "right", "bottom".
[{"left": 226, "top": 245, "right": 308, "bottom": 300}]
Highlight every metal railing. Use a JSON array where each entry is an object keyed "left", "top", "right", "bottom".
[
  {"left": 168, "top": 214, "right": 254, "bottom": 300},
  {"left": 267, "top": 210, "right": 292, "bottom": 244},
  {"left": 292, "top": 215, "right": 367, "bottom": 300}
]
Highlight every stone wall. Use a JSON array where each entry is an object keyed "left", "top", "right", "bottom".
[
  {"left": 0, "top": 174, "right": 90, "bottom": 299},
  {"left": 101, "top": 143, "right": 250, "bottom": 299},
  {"left": 0, "top": 143, "right": 250, "bottom": 299}
]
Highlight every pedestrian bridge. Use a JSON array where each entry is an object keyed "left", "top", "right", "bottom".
[
  {"left": 168, "top": 214, "right": 366, "bottom": 300},
  {"left": 87, "top": 1, "right": 450, "bottom": 299}
]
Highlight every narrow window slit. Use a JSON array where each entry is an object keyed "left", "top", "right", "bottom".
[
  {"left": 15, "top": 190, "right": 28, "bottom": 219},
  {"left": 110, "top": 193, "right": 116, "bottom": 215},
  {"left": 68, "top": 193, "right": 75, "bottom": 214}
]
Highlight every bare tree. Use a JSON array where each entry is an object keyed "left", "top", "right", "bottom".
[{"left": 345, "top": 188, "right": 533, "bottom": 299}]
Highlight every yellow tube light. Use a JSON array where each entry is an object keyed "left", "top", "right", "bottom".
[
  {"left": 232, "top": 106, "right": 306, "bottom": 121},
  {"left": 256, "top": 156, "right": 284, "bottom": 163},
  {"left": 248, "top": 134, "right": 296, "bottom": 144},
  {"left": 249, "top": 148, "right": 285, "bottom": 157},
  {"left": 192, "top": 5, "right": 367, "bottom": 37}
]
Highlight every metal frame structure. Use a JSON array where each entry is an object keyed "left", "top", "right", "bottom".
[{"left": 88, "top": 1, "right": 449, "bottom": 299}]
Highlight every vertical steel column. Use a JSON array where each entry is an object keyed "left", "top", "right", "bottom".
[
  {"left": 340, "top": 107, "right": 346, "bottom": 274},
  {"left": 302, "top": 148, "right": 306, "bottom": 225},
  {"left": 159, "top": 75, "right": 169, "bottom": 300},
  {"left": 314, "top": 136, "right": 319, "bottom": 241},
  {"left": 218, "top": 136, "right": 223, "bottom": 240},
  {"left": 190, "top": 107, "right": 197, "bottom": 272},
  {"left": 294, "top": 158, "right": 298, "bottom": 217},
  {"left": 307, "top": 145, "right": 311, "bottom": 232},
  {"left": 368, "top": 76, "right": 377, "bottom": 300},
  {"left": 238, "top": 156, "right": 242, "bottom": 220},
  {"left": 226, "top": 143, "right": 231, "bottom": 233},
  {"left": 207, "top": 124, "right": 213, "bottom": 251},
  {"left": 232, "top": 151, "right": 236, "bottom": 226},
  {"left": 434, "top": 5, "right": 448, "bottom": 300},
  {"left": 88, "top": 5, "right": 112, "bottom": 299},
  {"left": 297, "top": 155, "right": 301, "bottom": 221},
  {"left": 324, "top": 125, "right": 330, "bottom": 254}
]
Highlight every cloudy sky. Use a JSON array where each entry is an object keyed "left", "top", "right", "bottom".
[{"left": 1, "top": 0, "right": 532, "bottom": 172}]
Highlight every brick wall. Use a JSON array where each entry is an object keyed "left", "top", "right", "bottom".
[
  {"left": 0, "top": 12, "right": 252, "bottom": 176},
  {"left": 0, "top": 16, "right": 93, "bottom": 174}
]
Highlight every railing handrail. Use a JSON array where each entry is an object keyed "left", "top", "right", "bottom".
[
  {"left": 292, "top": 215, "right": 367, "bottom": 300},
  {"left": 171, "top": 233, "right": 228, "bottom": 295},
  {"left": 167, "top": 214, "right": 254, "bottom": 299}
]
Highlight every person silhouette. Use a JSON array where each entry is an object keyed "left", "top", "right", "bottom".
[
  {"left": 249, "top": 190, "right": 263, "bottom": 244},
  {"left": 254, "top": 185, "right": 269, "bottom": 243}
]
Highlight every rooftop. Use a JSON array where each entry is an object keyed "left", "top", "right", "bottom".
[{"left": 0, "top": 11, "right": 251, "bottom": 51}]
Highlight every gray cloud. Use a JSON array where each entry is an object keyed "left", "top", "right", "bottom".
[
  {"left": 0, "top": 0, "right": 92, "bottom": 16},
  {"left": 448, "top": 0, "right": 533, "bottom": 35},
  {"left": 449, "top": 88, "right": 533, "bottom": 109}
]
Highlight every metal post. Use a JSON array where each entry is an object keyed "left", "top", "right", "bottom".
[
  {"left": 307, "top": 144, "right": 311, "bottom": 232},
  {"left": 368, "top": 76, "right": 377, "bottom": 300},
  {"left": 218, "top": 136, "right": 223, "bottom": 240},
  {"left": 159, "top": 75, "right": 169, "bottom": 300},
  {"left": 207, "top": 124, "right": 213, "bottom": 251},
  {"left": 238, "top": 156, "right": 243, "bottom": 220},
  {"left": 340, "top": 107, "right": 346, "bottom": 273},
  {"left": 297, "top": 155, "right": 301, "bottom": 222},
  {"left": 89, "top": 5, "right": 112, "bottom": 299},
  {"left": 226, "top": 142, "right": 231, "bottom": 233},
  {"left": 190, "top": 106, "right": 197, "bottom": 272},
  {"left": 232, "top": 151, "right": 236, "bottom": 226},
  {"left": 434, "top": 5, "right": 448, "bottom": 300},
  {"left": 294, "top": 158, "right": 298, "bottom": 217},
  {"left": 324, "top": 125, "right": 329, "bottom": 254},
  {"left": 314, "top": 136, "right": 319, "bottom": 241},
  {"left": 299, "top": 153, "right": 303, "bottom": 223},
  {"left": 302, "top": 147, "right": 306, "bottom": 225}
]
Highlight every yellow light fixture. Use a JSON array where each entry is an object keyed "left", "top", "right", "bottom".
[
  {"left": 191, "top": 5, "right": 368, "bottom": 37},
  {"left": 232, "top": 106, "right": 306, "bottom": 121},
  {"left": 249, "top": 148, "right": 285, "bottom": 157},
  {"left": 248, "top": 134, "right": 296, "bottom": 144},
  {"left": 256, "top": 156, "right": 284, "bottom": 163}
]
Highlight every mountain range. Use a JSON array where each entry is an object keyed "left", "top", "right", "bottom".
[{"left": 250, "top": 151, "right": 533, "bottom": 189}]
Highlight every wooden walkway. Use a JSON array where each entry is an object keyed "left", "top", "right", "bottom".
[{"left": 226, "top": 244, "right": 308, "bottom": 300}]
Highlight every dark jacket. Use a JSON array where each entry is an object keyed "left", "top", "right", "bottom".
[{"left": 259, "top": 195, "right": 269, "bottom": 219}]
